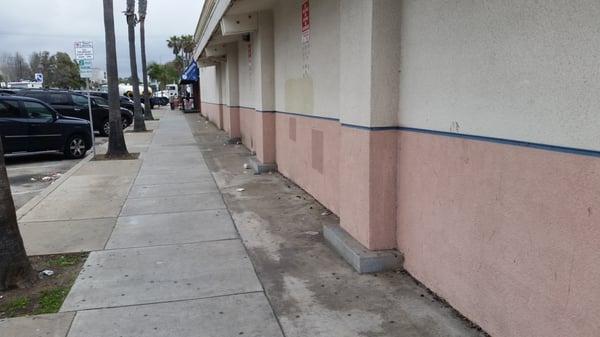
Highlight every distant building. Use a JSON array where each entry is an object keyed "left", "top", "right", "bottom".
[
  {"left": 90, "top": 68, "right": 107, "bottom": 84},
  {"left": 7, "top": 81, "right": 42, "bottom": 89}
]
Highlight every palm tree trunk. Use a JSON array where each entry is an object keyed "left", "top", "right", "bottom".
[
  {"left": 140, "top": 19, "right": 154, "bottom": 120},
  {"left": 103, "top": 0, "right": 129, "bottom": 157},
  {"left": 0, "top": 140, "right": 33, "bottom": 290},
  {"left": 126, "top": 10, "right": 146, "bottom": 132}
]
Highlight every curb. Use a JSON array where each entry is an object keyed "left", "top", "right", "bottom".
[
  {"left": 15, "top": 113, "right": 163, "bottom": 220},
  {"left": 16, "top": 153, "right": 94, "bottom": 220}
]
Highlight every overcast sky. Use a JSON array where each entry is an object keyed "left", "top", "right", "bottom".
[{"left": 0, "top": 0, "right": 204, "bottom": 77}]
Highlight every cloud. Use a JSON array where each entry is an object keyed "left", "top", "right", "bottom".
[{"left": 0, "top": 0, "right": 204, "bottom": 77}]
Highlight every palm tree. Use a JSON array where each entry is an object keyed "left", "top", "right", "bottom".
[
  {"left": 125, "top": 0, "right": 146, "bottom": 132},
  {"left": 138, "top": 0, "right": 154, "bottom": 120},
  {"left": 167, "top": 36, "right": 182, "bottom": 57},
  {"left": 181, "top": 35, "right": 195, "bottom": 65},
  {"left": 0, "top": 140, "right": 33, "bottom": 290},
  {"left": 103, "top": 0, "right": 129, "bottom": 157}
]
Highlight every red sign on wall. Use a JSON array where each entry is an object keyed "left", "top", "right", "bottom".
[{"left": 301, "top": 0, "right": 310, "bottom": 43}]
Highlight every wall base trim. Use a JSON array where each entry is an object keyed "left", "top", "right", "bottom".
[
  {"left": 324, "top": 224, "right": 403, "bottom": 273},
  {"left": 226, "top": 137, "right": 242, "bottom": 144},
  {"left": 249, "top": 156, "right": 277, "bottom": 174}
]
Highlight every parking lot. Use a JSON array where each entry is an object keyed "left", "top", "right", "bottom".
[{"left": 6, "top": 137, "right": 107, "bottom": 209}]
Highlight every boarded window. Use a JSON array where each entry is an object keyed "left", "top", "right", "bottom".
[
  {"left": 289, "top": 117, "right": 296, "bottom": 141},
  {"left": 311, "top": 129, "right": 323, "bottom": 173}
]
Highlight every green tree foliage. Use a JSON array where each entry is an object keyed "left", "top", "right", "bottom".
[
  {"left": 147, "top": 61, "right": 179, "bottom": 90},
  {"left": 0, "top": 51, "right": 83, "bottom": 89},
  {"left": 166, "top": 36, "right": 182, "bottom": 57},
  {"left": 180, "top": 35, "right": 195, "bottom": 65},
  {"left": 28, "top": 51, "right": 51, "bottom": 81},
  {"left": 47, "top": 52, "right": 84, "bottom": 89},
  {"left": 166, "top": 35, "right": 195, "bottom": 66}
]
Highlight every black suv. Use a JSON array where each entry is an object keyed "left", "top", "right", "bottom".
[
  {"left": 18, "top": 89, "right": 133, "bottom": 136},
  {"left": 77, "top": 91, "right": 145, "bottom": 116},
  {"left": 0, "top": 96, "right": 92, "bottom": 158}
]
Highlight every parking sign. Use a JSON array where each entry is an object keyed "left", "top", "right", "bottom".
[
  {"left": 74, "top": 41, "right": 94, "bottom": 61},
  {"left": 78, "top": 59, "right": 93, "bottom": 79}
]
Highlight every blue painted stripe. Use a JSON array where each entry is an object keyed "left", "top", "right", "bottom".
[
  {"left": 340, "top": 123, "right": 396, "bottom": 131},
  {"left": 397, "top": 127, "right": 600, "bottom": 158},
  {"left": 201, "top": 102, "right": 600, "bottom": 158},
  {"left": 276, "top": 110, "right": 339, "bottom": 121}
]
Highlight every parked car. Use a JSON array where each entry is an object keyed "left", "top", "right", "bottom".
[
  {"left": 0, "top": 89, "right": 19, "bottom": 96},
  {"left": 0, "top": 96, "right": 92, "bottom": 158},
  {"left": 155, "top": 96, "right": 169, "bottom": 106},
  {"left": 78, "top": 91, "right": 145, "bottom": 116},
  {"left": 17, "top": 89, "right": 133, "bottom": 137}
]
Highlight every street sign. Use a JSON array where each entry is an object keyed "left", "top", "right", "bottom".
[
  {"left": 74, "top": 41, "right": 96, "bottom": 156},
  {"left": 78, "top": 59, "right": 93, "bottom": 79},
  {"left": 301, "top": 0, "right": 310, "bottom": 43},
  {"left": 74, "top": 41, "right": 94, "bottom": 60},
  {"left": 34, "top": 73, "right": 43, "bottom": 83}
]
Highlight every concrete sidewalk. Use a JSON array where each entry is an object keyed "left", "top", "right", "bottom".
[
  {"left": 2, "top": 110, "right": 283, "bottom": 337},
  {"left": 2, "top": 110, "right": 486, "bottom": 337}
]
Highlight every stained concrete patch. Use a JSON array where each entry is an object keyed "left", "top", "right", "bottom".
[
  {"left": 133, "top": 172, "right": 213, "bottom": 186},
  {"left": 128, "top": 181, "right": 218, "bottom": 198},
  {"left": 136, "top": 160, "right": 208, "bottom": 172},
  {"left": 66, "top": 293, "right": 282, "bottom": 337},
  {"left": 72, "top": 160, "right": 141, "bottom": 176},
  {"left": 61, "top": 240, "right": 262, "bottom": 311},
  {"left": 106, "top": 210, "right": 237, "bottom": 249},
  {"left": 137, "top": 166, "right": 210, "bottom": 175},
  {"left": 120, "top": 193, "right": 225, "bottom": 216},
  {"left": 146, "top": 144, "right": 200, "bottom": 153},
  {"left": 21, "top": 218, "right": 116, "bottom": 255},
  {"left": 21, "top": 175, "right": 135, "bottom": 222},
  {"left": 0, "top": 312, "right": 75, "bottom": 337}
]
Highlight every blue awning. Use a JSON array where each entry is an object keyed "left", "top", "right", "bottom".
[{"left": 180, "top": 61, "right": 199, "bottom": 84}]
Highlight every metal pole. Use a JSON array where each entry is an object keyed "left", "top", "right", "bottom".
[{"left": 86, "top": 79, "right": 96, "bottom": 156}]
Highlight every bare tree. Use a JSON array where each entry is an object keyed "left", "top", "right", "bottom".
[
  {"left": 0, "top": 139, "right": 33, "bottom": 290},
  {"left": 138, "top": 0, "right": 154, "bottom": 120},
  {"left": 125, "top": 0, "right": 146, "bottom": 132},
  {"left": 0, "top": 53, "right": 32, "bottom": 82},
  {"left": 103, "top": 0, "right": 129, "bottom": 157}
]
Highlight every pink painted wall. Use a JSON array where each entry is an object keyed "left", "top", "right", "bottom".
[
  {"left": 339, "top": 127, "right": 397, "bottom": 250},
  {"left": 223, "top": 106, "right": 241, "bottom": 139},
  {"left": 240, "top": 107, "right": 256, "bottom": 153},
  {"left": 202, "top": 102, "right": 223, "bottom": 130},
  {"left": 255, "top": 112, "right": 276, "bottom": 164},
  {"left": 396, "top": 130, "right": 600, "bottom": 337},
  {"left": 275, "top": 114, "right": 340, "bottom": 215}
]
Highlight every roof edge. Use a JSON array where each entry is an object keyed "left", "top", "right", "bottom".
[{"left": 193, "top": 0, "right": 233, "bottom": 60}]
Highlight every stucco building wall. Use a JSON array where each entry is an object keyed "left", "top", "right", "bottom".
[
  {"left": 196, "top": 1, "right": 600, "bottom": 336},
  {"left": 393, "top": 2, "right": 600, "bottom": 336}
]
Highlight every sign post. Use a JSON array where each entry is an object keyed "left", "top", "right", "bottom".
[{"left": 74, "top": 41, "right": 95, "bottom": 155}]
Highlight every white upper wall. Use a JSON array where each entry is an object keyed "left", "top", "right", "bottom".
[
  {"left": 399, "top": 0, "right": 600, "bottom": 150},
  {"left": 199, "top": 65, "right": 220, "bottom": 104},
  {"left": 273, "top": 0, "right": 340, "bottom": 118},
  {"left": 339, "top": 0, "right": 372, "bottom": 126},
  {"left": 238, "top": 39, "right": 255, "bottom": 108}
]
